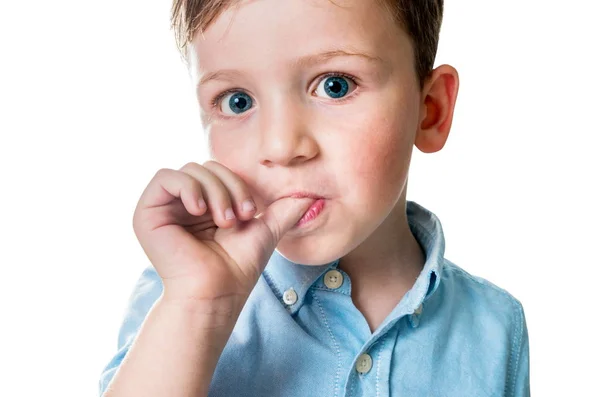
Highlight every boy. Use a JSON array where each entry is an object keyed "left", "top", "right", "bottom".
[{"left": 99, "top": 0, "right": 530, "bottom": 396}]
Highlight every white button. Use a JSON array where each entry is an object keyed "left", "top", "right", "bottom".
[
  {"left": 324, "top": 270, "right": 343, "bottom": 289},
  {"left": 414, "top": 304, "right": 423, "bottom": 316},
  {"left": 355, "top": 353, "right": 373, "bottom": 374},
  {"left": 283, "top": 288, "right": 298, "bottom": 305}
]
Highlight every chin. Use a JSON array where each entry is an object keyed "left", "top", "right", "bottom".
[{"left": 275, "top": 237, "right": 349, "bottom": 266}]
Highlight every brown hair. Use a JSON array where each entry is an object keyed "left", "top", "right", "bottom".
[{"left": 170, "top": 0, "right": 444, "bottom": 88}]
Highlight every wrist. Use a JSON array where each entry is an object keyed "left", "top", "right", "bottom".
[{"left": 159, "top": 291, "right": 245, "bottom": 332}]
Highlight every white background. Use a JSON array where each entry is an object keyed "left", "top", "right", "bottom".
[{"left": 1, "top": 0, "right": 598, "bottom": 395}]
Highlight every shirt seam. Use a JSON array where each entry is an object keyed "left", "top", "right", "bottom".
[
  {"left": 407, "top": 217, "right": 435, "bottom": 253},
  {"left": 376, "top": 345, "right": 382, "bottom": 397},
  {"left": 262, "top": 271, "right": 283, "bottom": 302},
  {"left": 507, "top": 299, "right": 525, "bottom": 397},
  {"left": 312, "top": 290, "right": 341, "bottom": 397}
]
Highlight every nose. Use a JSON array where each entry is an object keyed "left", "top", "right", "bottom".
[{"left": 258, "top": 96, "right": 319, "bottom": 167}]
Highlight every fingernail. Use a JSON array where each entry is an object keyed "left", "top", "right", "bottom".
[
  {"left": 198, "top": 199, "right": 207, "bottom": 210},
  {"left": 225, "top": 208, "right": 236, "bottom": 220},
  {"left": 242, "top": 199, "right": 256, "bottom": 212}
]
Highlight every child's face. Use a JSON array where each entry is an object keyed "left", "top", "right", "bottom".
[{"left": 189, "top": 0, "right": 424, "bottom": 265}]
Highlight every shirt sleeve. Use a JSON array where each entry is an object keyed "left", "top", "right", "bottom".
[
  {"left": 98, "top": 266, "right": 164, "bottom": 396},
  {"left": 509, "top": 300, "right": 530, "bottom": 397}
]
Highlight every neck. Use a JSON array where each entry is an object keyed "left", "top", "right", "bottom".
[{"left": 337, "top": 197, "right": 425, "bottom": 331}]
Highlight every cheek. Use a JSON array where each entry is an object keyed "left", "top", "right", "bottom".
[
  {"left": 206, "top": 125, "right": 227, "bottom": 162},
  {"left": 351, "top": 120, "right": 411, "bottom": 182},
  {"left": 206, "top": 128, "right": 265, "bottom": 199},
  {"left": 343, "top": 114, "right": 414, "bottom": 209},
  {"left": 340, "top": 86, "right": 418, "bottom": 183},
  {"left": 352, "top": 139, "right": 403, "bottom": 203},
  {"left": 207, "top": 127, "right": 247, "bottom": 167}
]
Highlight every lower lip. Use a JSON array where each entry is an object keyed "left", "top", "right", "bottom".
[{"left": 295, "top": 199, "right": 326, "bottom": 227}]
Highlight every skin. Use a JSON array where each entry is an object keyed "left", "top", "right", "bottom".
[{"left": 188, "top": 0, "right": 459, "bottom": 331}]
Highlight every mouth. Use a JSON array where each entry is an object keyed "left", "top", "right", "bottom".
[
  {"left": 286, "top": 192, "right": 326, "bottom": 200},
  {"left": 269, "top": 191, "right": 329, "bottom": 229},
  {"left": 294, "top": 198, "right": 327, "bottom": 228}
]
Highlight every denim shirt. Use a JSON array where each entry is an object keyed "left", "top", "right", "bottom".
[{"left": 99, "top": 201, "right": 530, "bottom": 396}]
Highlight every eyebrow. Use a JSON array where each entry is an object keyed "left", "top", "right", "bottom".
[
  {"left": 197, "top": 49, "right": 383, "bottom": 87},
  {"left": 198, "top": 70, "right": 244, "bottom": 87},
  {"left": 293, "top": 49, "right": 383, "bottom": 69}
]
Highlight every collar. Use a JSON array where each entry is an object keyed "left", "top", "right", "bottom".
[
  {"left": 262, "top": 200, "right": 446, "bottom": 325},
  {"left": 263, "top": 251, "right": 340, "bottom": 316}
]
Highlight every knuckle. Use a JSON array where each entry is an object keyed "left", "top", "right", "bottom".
[
  {"left": 154, "top": 167, "right": 171, "bottom": 178},
  {"left": 179, "top": 162, "right": 198, "bottom": 171},
  {"left": 184, "top": 174, "right": 199, "bottom": 191},
  {"left": 184, "top": 178, "right": 205, "bottom": 202},
  {"left": 177, "top": 167, "right": 202, "bottom": 187}
]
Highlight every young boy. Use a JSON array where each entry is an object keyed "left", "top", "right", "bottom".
[{"left": 99, "top": 0, "right": 530, "bottom": 396}]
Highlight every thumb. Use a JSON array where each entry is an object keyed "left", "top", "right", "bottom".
[
  {"left": 256, "top": 197, "right": 315, "bottom": 247},
  {"left": 218, "top": 197, "right": 315, "bottom": 290}
]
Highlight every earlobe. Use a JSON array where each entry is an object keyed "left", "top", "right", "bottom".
[{"left": 414, "top": 65, "right": 460, "bottom": 154}]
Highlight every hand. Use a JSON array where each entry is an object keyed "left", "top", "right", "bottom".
[{"left": 132, "top": 161, "right": 314, "bottom": 311}]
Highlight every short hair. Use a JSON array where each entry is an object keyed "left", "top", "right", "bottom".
[{"left": 171, "top": 0, "right": 444, "bottom": 89}]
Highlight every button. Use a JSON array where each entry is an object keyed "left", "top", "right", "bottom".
[
  {"left": 355, "top": 353, "right": 373, "bottom": 374},
  {"left": 283, "top": 288, "right": 298, "bottom": 305},
  {"left": 414, "top": 304, "right": 423, "bottom": 316},
  {"left": 324, "top": 270, "right": 343, "bottom": 289}
]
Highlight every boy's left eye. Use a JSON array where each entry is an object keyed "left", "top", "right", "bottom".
[{"left": 314, "top": 75, "right": 356, "bottom": 99}]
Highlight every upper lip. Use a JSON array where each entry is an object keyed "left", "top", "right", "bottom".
[{"left": 276, "top": 191, "right": 327, "bottom": 201}]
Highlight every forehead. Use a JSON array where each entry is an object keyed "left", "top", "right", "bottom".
[{"left": 188, "top": 0, "right": 412, "bottom": 80}]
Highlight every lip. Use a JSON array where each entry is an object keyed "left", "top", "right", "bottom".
[
  {"left": 266, "top": 191, "right": 327, "bottom": 208},
  {"left": 283, "top": 191, "right": 326, "bottom": 200},
  {"left": 268, "top": 191, "right": 329, "bottom": 230},
  {"left": 294, "top": 198, "right": 327, "bottom": 228}
]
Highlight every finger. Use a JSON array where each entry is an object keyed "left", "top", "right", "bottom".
[
  {"left": 178, "top": 162, "right": 237, "bottom": 228},
  {"left": 136, "top": 168, "right": 208, "bottom": 218},
  {"left": 256, "top": 197, "right": 315, "bottom": 247},
  {"left": 202, "top": 161, "right": 257, "bottom": 221}
]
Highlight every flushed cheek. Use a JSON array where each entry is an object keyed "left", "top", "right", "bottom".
[{"left": 346, "top": 123, "right": 411, "bottom": 212}]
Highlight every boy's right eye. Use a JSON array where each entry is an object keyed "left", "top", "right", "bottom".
[{"left": 218, "top": 91, "right": 254, "bottom": 115}]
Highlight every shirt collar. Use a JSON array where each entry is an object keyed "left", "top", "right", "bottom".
[
  {"left": 262, "top": 200, "right": 446, "bottom": 319},
  {"left": 263, "top": 250, "right": 340, "bottom": 315}
]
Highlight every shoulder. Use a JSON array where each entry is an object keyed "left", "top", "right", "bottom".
[
  {"left": 442, "top": 259, "right": 525, "bottom": 321},
  {"left": 436, "top": 259, "right": 528, "bottom": 390}
]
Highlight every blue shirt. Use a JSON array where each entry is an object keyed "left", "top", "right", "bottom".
[{"left": 99, "top": 200, "right": 530, "bottom": 396}]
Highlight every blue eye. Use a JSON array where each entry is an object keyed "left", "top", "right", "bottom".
[
  {"left": 315, "top": 76, "right": 355, "bottom": 99},
  {"left": 219, "top": 91, "right": 253, "bottom": 115}
]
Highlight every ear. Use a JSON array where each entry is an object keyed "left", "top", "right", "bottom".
[{"left": 415, "top": 64, "right": 460, "bottom": 153}]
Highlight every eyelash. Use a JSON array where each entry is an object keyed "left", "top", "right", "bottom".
[{"left": 209, "top": 72, "right": 360, "bottom": 113}]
